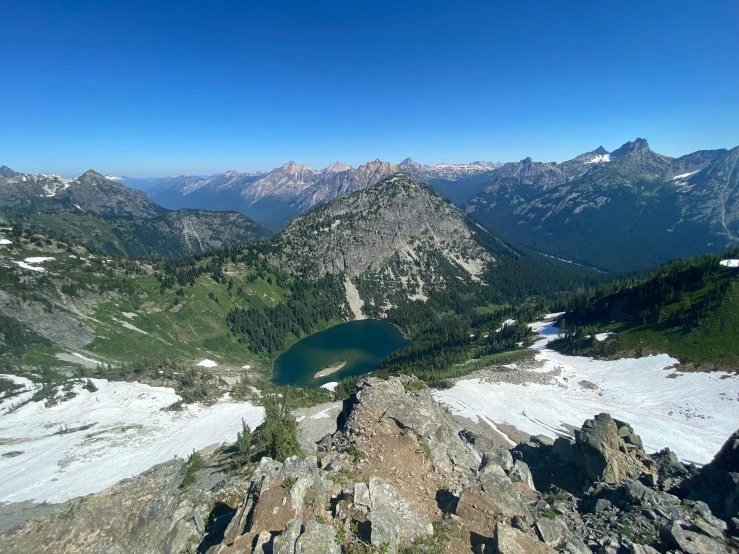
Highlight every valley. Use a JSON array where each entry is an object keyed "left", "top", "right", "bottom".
[{"left": 1, "top": 158, "right": 739, "bottom": 554}]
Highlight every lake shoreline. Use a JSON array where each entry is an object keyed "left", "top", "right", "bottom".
[{"left": 313, "top": 360, "right": 347, "bottom": 380}]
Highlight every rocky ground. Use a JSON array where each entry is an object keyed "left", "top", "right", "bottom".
[{"left": 0, "top": 375, "right": 737, "bottom": 553}]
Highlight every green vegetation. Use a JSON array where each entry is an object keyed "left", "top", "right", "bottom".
[
  {"left": 180, "top": 450, "right": 206, "bottom": 489},
  {"left": 377, "top": 304, "right": 541, "bottom": 387},
  {"left": 253, "top": 393, "right": 302, "bottom": 462},
  {"left": 400, "top": 520, "right": 460, "bottom": 554},
  {"left": 554, "top": 248, "right": 739, "bottom": 368}
]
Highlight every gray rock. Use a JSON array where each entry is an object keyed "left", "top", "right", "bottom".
[
  {"left": 510, "top": 460, "right": 535, "bottom": 490},
  {"left": 536, "top": 517, "right": 568, "bottom": 548},
  {"left": 273, "top": 519, "right": 304, "bottom": 554},
  {"left": 481, "top": 445, "right": 514, "bottom": 473},
  {"left": 253, "top": 530, "right": 273, "bottom": 553},
  {"left": 479, "top": 464, "right": 532, "bottom": 519},
  {"left": 661, "top": 519, "right": 730, "bottom": 554},
  {"left": 495, "top": 523, "right": 557, "bottom": 553},
  {"left": 162, "top": 518, "right": 199, "bottom": 554},
  {"left": 353, "top": 482, "right": 371, "bottom": 513},
  {"left": 294, "top": 521, "right": 340, "bottom": 554},
  {"left": 367, "top": 476, "right": 433, "bottom": 553}
]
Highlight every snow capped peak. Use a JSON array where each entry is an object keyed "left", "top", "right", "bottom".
[{"left": 223, "top": 170, "right": 240, "bottom": 177}]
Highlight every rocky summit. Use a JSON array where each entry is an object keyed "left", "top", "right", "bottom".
[{"left": 2, "top": 375, "right": 736, "bottom": 554}]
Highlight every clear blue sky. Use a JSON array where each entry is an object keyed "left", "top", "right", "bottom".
[{"left": 2, "top": 0, "right": 737, "bottom": 176}]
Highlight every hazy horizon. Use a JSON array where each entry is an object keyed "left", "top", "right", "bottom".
[{"left": 2, "top": 0, "right": 737, "bottom": 176}]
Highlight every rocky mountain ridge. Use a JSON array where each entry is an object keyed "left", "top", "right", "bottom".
[
  {"left": 271, "top": 174, "right": 506, "bottom": 314},
  {"left": 0, "top": 168, "right": 271, "bottom": 257},
  {"left": 1, "top": 375, "right": 736, "bottom": 553},
  {"left": 465, "top": 139, "right": 739, "bottom": 271},
  {"left": 147, "top": 158, "right": 502, "bottom": 229}
]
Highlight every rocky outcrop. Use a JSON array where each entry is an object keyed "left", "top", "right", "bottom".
[
  {"left": 514, "top": 413, "right": 657, "bottom": 494},
  {"left": 0, "top": 460, "right": 191, "bottom": 554},
  {"left": 688, "top": 429, "right": 739, "bottom": 522},
  {"left": 2, "top": 375, "right": 737, "bottom": 554}
]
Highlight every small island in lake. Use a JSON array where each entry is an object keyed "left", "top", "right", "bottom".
[{"left": 313, "top": 360, "right": 347, "bottom": 380}]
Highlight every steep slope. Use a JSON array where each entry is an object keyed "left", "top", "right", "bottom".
[
  {"left": 271, "top": 174, "right": 605, "bottom": 318},
  {"left": 466, "top": 139, "right": 738, "bottom": 271},
  {"left": 272, "top": 174, "right": 494, "bottom": 279},
  {"left": 0, "top": 170, "right": 163, "bottom": 217},
  {"left": 0, "top": 170, "right": 271, "bottom": 258},
  {"left": 553, "top": 248, "right": 739, "bottom": 368}
]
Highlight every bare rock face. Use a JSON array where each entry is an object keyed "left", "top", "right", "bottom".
[
  {"left": 365, "top": 477, "right": 433, "bottom": 553},
  {"left": 495, "top": 522, "right": 557, "bottom": 554},
  {"left": 515, "top": 413, "right": 656, "bottom": 494},
  {"left": 575, "top": 413, "right": 655, "bottom": 486},
  {"left": 0, "top": 460, "right": 187, "bottom": 554},
  {"left": 688, "top": 428, "right": 739, "bottom": 522}
]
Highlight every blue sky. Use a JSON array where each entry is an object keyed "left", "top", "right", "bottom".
[{"left": 2, "top": 0, "right": 737, "bottom": 176}]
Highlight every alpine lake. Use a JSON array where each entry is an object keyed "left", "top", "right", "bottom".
[{"left": 272, "top": 319, "right": 408, "bottom": 388}]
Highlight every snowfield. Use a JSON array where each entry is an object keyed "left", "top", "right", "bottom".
[
  {"left": 433, "top": 321, "right": 739, "bottom": 465},
  {"left": 0, "top": 377, "right": 264, "bottom": 503},
  {"left": 720, "top": 259, "right": 739, "bottom": 268}
]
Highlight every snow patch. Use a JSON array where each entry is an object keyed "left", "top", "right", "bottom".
[
  {"left": 197, "top": 359, "right": 218, "bottom": 368},
  {"left": 12, "top": 261, "right": 45, "bottom": 273},
  {"left": 585, "top": 154, "right": 611, "bottom": 164},
  {"left": 73, "top": 352, "right": 100, "bottom": 364},
  {"left": 433, "top": 321, "right": 739, "bottom": 464},
  {"left": 0, "top": 238, "right": 12, "bottom": 245},
  {"left": 673, "top": 170, "right": 701, "bottom": 180},
  {"left": 0, "top": 377, "right": 264, "bottom": 503},
  {"left": 720, "top": 259, "right": 739, "bottom": 268},
  {"left": 321, "top": 382, "right": 338, "bottom": 391}
]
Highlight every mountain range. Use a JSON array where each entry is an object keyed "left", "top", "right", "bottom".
[
  {"left": 144, "top": 159, "right": 501, "bottom": 230},
  {"left": 0, "top": 169, "right": 271, "bottom": 258},
  {"left": 4, "top": 137, "right": 738, "bottom": 271},
  {"left": 464, "top": 139, "right": 739, "bottom": 271}
]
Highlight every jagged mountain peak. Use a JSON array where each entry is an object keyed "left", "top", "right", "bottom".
[
  {"left": 611, "top": 138, "right": 650, "bottom": 157},
  {"left": 76, "top": 169, "right": 107, "bottom": 181},
  {"left": 399, "top": 157, "right": 422, "bottom": 169},
  {"left": 324, "top": 161, "right": 352, "bottom": 173},
  {"left": 0, "top": 165, "right": 18, "bottom": 178}
]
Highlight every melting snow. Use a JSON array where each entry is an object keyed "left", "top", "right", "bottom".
[
  {"left": 433, "top": 321, "right": 739, "bottom": 464},
  {"left": 12, "top": 261, "right": 45, "bottom": 273},
  {"left": 673, "top": 170, "right": 701, "bottom": 180},
  {"left": 73, "top": 352, "right": 100, "bottom": 364},
  {"left": 24, "top": 257, "right": 55, "bottom": 264},
  {"left": 321, "top": 382, "right": 338, "bottom": 391},
  {"left": 0, "top": 238, "right": 11, "bottom": 245},
  {"left": 720, "top": 259, "right": 739, "bottom": 268},
  {"left": 585, "top": 154, "right": 611, "bottom": 164},
  {"left": 197, "top": 359, "right": 218, "bottom": 368},
  {"left": 0, "top": 377, "right": 264, "bottom": 503}
]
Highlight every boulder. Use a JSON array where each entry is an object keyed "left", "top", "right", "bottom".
[
  {"left": 366, "top": 476, "right": 433, "bottom": 553},
  {"left": 661, "top": 519, "right": 730, "bottom": 554},
  {"left": 495, "top": 523, "right": 557, "bottom": 554},
  {"left": 575, "top": 414, "right": 653, "bottom": 485},
  {"left": 478, "top": 464, "right": 532, "bottom": 519},
  {"left": 294, "top": 521, "right": 340, "bottom": 554}
]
